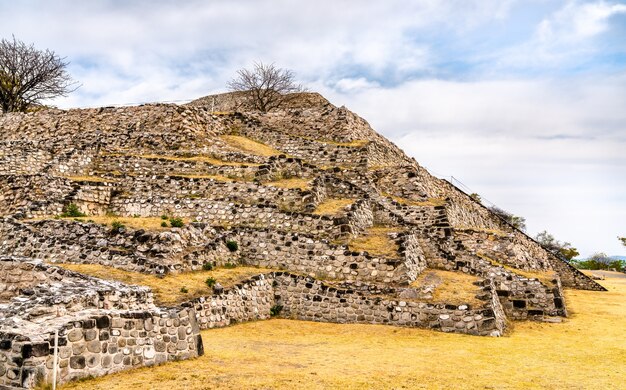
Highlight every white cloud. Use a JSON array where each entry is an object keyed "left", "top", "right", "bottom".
[
  {"left": 538, "top": 1, "right": 626, "bottom": 42},
  {"left": 495, "top": 1, "right": 626, "bottom": 70}
]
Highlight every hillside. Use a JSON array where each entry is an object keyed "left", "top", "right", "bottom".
[{"left": 0, "top": 92, "right": 605, "bottom": 388}]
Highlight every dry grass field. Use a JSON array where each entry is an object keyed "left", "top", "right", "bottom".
[{"left": 60, "top": 273, "right": 626, "bottom": 390}]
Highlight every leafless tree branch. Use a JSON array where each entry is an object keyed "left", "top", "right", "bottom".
[
  {"left": 227, "top": 62, "right": 306, "bottom": 112},
  {"left": 0, "top": 35, "right": 78, "bottom": 113}
]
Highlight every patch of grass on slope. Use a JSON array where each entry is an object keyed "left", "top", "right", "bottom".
[
  {"left": 55, "top": 263, "right": 272, "bottom": 306},
  {"left": 347, "top": 226, "right": 401, "bottom": 258},
  {"left": 312, "top": 198, "right": 354, "bottom": 215},
  {"left": 219, "top": 135, "right": 281, "bottom": 157}
]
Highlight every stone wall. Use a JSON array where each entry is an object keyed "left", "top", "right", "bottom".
[
  {"left": 0, "top": 309, "right": 202, "bottom": 389},
  {"left": 547, "top": 255, "right": 607, "bottom": 291},
  {"left": 399, "top": 233, "right": 428, "bottom": 281},
  {"left": 455, "top": 229, "right": 552, "bottom": 271},
  {"left": 0, "top": 218, "right": 194, "bottom": 274},
  {"left": 0, "top": 143, "right": 53, "bottom": 175},
  {"left": 239, "top": 124, "right": 368, "bottom": 168},
  {"left": 271, "top": 272, "right": 505, "bottom": 336},
  {"left": 0, "top": 175, "right": 73, "bottom": 218},
  {"left": 0, "top": 256, "right": 202, "bottom": 389},
  {"left": 92, "top": 154, "right": 261, "bottom": 179},
  {"left": 0, "top": 257, "right": 154, "bottom": 324},
  {"left": 185, "top": 274, "right": 274, "bottom": 329},
  {"left": 109, "top": 199, "right": 339, "bottom": 236},
  {"left": 434, "top": 253, "right": 567, "bottom": 320},
  {"left": 220, "top": 229, "right": 405, "bottom": 284},
  {"left": 183, "top": 271, "right": 505, "bottom": 336},
  {"left": 114, "top": 174, "right": 313, "bottom": 213}
]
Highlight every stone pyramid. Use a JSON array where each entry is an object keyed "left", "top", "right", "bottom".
[{"left": 0, "top": 92, "right": 604, "bottom": 388}]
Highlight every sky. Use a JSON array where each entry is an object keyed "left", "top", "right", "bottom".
[{"left": 1, "top": 0, "right": 624, "bottom": 257}]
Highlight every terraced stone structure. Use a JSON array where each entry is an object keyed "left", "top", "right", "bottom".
[{"left": 0, "top": 92, "right": 604, "bottom": 388}]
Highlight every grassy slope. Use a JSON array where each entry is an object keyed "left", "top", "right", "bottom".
[
  {"left": 57, "top": 264, "right": 272, "bottom": 306},
  {"left": 61, "top": 273, "right": 626, "bottom": 390}
]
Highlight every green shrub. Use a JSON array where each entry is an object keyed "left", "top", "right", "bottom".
[
  {"left": 111, "top": 220, "right": 125, "bottom": 232},
  {"left": 161, "top": 221, "right": 168, "bottom": 227},
  {"left": 205, "top": 277, "right": 217, "bottom": 288},
  {"left": 161, "top": 214, "right": 168, "bottom": 220},
  {"left": 169, "top": 217, "right": 184, "bottom": 228},
  {"left": 180, "top": 286, "right": 188, "bottom": 294},
  {"left": 226, "top": 240, "right": 238, "bottom": 252},
  {"left": 60, "top": 203, "right": 85, "bottom": 218},
  {"left": 270, "top": 304, "right": 283, "bottom": 317},
  {"left": 202, "top": 262, "right": 213, "bottom": 271},
  {"left": 223, "top": 262, "right": 237, "bottom": 269}
]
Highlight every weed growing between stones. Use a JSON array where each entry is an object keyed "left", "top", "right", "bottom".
[
  {"left": 110, "top": 220, "right": 125, "bottom": 233},
  {"left": 226, "top": 240, "right": 239, "bottom": 252},
  {"left": 169, "top": 217, "right": 184, "bottom": 227},
  {"left": 205, "top": 277, "right": 217, "bottom": 288},
  {"left": 60, "top": 203, "right": 85, "bottom": 218},
  {"left": 202, "top": 262, "right": 214, "bottom": 271},
  {"left": 270, "top": 304, "right": 284, "bottom": 317}
]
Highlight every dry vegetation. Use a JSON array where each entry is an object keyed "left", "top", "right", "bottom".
[
  {"left": 383, "top": 193, "right": 447, "bottom": 207},
  {"left": 170, "top": 173, "right": 253, "bottom": 182},
  {"left": 455, "top": 226, "right": 509, "bottom": 237},
  {"left": 105, "top": 152, "right": 260, "bottom": 167},
  {"left": 50, "top": 216, "right": 188, "bottom": 231},
  {"left": 61, "top": 275, "right": 626, "bottom": 390},
  {"left": 477, "top": 252, "right": 558, "bottom": 286},
  {"left": 312, "top": 198, "right": 354, "bottom": 215},
  {"left": 219, "top": 135, "right": 281, "bottom": 157},
  {"left": 56, "top": 263, "right": 273, "bottom": 306},
  {"left": 347, "top": 226, "right": 401, "bottom": 258},
  {"left": 411, "top": 269, "right": 483, "bottom": 307},
  {"left": 63, "top": 175, "right": 116, "bottom": 183},
  {"left": 264, "top": 177, "right": 311, "bottom": 190}
]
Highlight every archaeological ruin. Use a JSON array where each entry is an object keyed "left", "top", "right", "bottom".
[{"left": 0, "top": 91, "right": 605, "bottom": 388}]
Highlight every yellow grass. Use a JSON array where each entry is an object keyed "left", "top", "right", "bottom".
[
  {"left": 63, "top": 175, "right": 116, "bottom": 183},
  {"left": 411, "top": 269, "right": 483, "bottom": 307},
  {"left": 169, "top": 173, "right": 252, "bottom": 182},
  {"left": 219, "top": 135, "right": 281, "bottom": 157},
  {"left": 312, "top": 198, "right": 354, "bottom": 215},
  {"left": 455, "top": 226, "right": 509, "bottom": 237},
  {"left": 61, "top": 275, "right": 626, "bottom": 390},
  {"left": 348, "top": 227, "right": 401, "bottom": 258},
  {"left": 264, "top": 178, "right": 311, "bottom": 190},
  {"left": 43, "top": 216, "right": 188, "bottom": 231},
  {"left": 104, "top": 152, "right": 259, "bottom": 167},
  {"left": 327, "top": 139, "right": 369, "bottom": 147},
  {"left": 56, "top": 263, "right": 272, "bottom": 306},
  {"left": 383, "top": 193, "right": 447, "bottom": 207},
  {"left": 86, "top": 216, "right": 187, "bottom": 231}
]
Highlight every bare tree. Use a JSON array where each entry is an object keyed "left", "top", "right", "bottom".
[
  {"left": 227, "top": 62, "right": 305, "bottom": 112},
  {"left": 0, "top": 36, "right": 77, "bottom": 113},
  {"left": 488, "top": 206, "right": 527, "bottom": 231},
  {"left": 535, "top": 230, "right": 580, "bottom": 261}
]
